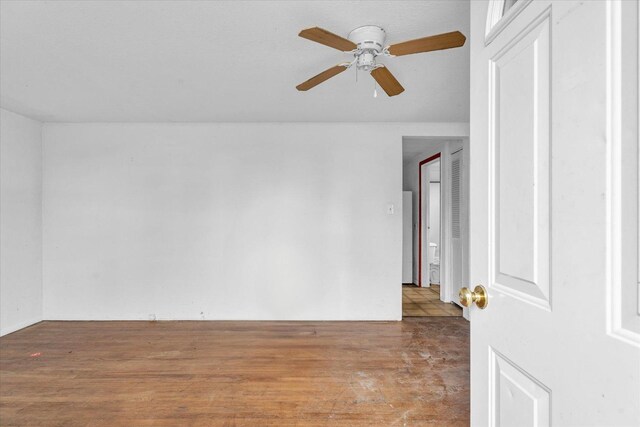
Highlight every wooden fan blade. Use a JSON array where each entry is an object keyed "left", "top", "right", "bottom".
[
  {"left": 296, "top": 65, "right": 348, "bottom": 91},
  {"left": 387, "top": 31, "right": 466, "bottom": 56},
  {"left": 371, "top": 66, "right": 405, "bottom": 97},
  {"left": 298, "top": 27, "right": 357, "bottom": 52}
]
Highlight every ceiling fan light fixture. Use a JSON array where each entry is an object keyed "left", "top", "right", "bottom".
[
  {"left": 347, "top": 25, "right": 386, "bottom": 72},
  {"left": 296, "top": 25, "right": 466, "bottom": 97}
]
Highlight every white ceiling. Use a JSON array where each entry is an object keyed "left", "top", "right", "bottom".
[{"left": 0, "top": 1, "right": 470, "bottom": 123}]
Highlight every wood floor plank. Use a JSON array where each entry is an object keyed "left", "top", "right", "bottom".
[{"left": 0, "top": 319, "right": 469, "bottom": 426}]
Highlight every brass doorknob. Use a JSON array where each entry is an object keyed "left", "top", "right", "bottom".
[{"left": 459, "top": 285, "right": 488, "bottom": 309}]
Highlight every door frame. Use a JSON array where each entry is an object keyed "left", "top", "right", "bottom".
[{"left": 418, "top": 152, "right": 441, "bottom": 287}]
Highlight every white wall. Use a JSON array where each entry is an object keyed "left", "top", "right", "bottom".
[
  {"left": 43, "top": 122, "right": 468, "bottom": 321},
  {"left": 0, "top": 109, "right": 43, "bottom": 335}
]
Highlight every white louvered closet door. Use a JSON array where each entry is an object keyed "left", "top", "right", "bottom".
[{"left": 450, "top": 149, "right": 464, "bottom": 304}]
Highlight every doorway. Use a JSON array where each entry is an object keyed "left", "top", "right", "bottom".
[
  {"left": 402, "top": 137, "right": 468, "bottom": 317},
  {"left": 419, "top": 153, "right": 441, "bottom": 289}
]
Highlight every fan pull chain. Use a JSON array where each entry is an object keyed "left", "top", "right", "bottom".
[{"left": 373, "top": 80, "right": 378, "bottom": 98}]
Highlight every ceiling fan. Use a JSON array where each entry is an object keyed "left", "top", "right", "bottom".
[{"left": 296, "top": 26, "right": 466, "bottom": 97}]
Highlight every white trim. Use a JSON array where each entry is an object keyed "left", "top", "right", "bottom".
[
  {"left": 605, "top": 0, "right": 640, "bottom": 347},
  {"left": 0, "top": 316, "right": 42, "bottom": 337},
  {"left": 485, "top": 0, "right": 533, "bottom": 46}
]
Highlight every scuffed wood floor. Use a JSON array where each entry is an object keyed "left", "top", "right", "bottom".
[{"left": 0, "top": 319, "right": 469, "bottom": 426}]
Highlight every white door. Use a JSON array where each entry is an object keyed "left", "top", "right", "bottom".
[
  {"left": 469, "top": 0, "right": 640, "bottom": 425},
  {"left": 402, "top": 191, "right": 413, "bottom": 283}
]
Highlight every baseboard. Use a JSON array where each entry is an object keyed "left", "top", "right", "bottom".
[
  {"left": 41, "top": 315, "right": 402, "bottom": 322},
  {"left": 0, "top": 316, "right": 42, "bottom": 337}
]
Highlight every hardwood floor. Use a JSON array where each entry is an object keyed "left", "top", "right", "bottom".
[{"left": 0, "top": 319, "right": 469, "bottom": 426}]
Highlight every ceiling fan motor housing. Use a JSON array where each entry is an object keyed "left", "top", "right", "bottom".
[{"left": 348, "top": 25, "right": 386, "bottom": 72}]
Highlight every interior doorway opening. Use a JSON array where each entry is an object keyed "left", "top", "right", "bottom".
[
  {"left": 419, "top": 153, "right": 441, "bottom": 289},
  {"left": 402, "top": 137, "right": 469, "bottom": 318}
]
